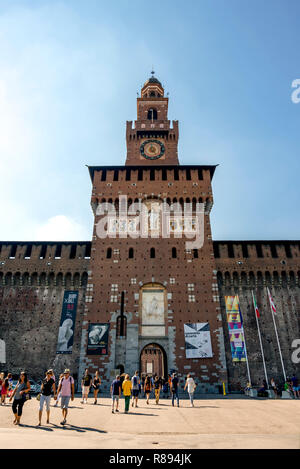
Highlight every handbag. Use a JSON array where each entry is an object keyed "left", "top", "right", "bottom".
[{"left": 36, "top": 393, "right": 41, "bottom": 401}]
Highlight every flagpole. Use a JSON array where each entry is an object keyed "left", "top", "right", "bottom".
[
  {"left": 252, "top": 290, "right": 269, "bottom": 388},
  {"left": 267, "top": 287, "right": 287, "bottom": 382},
  {"left": 238, "top": 299, "right": 252, "bottom": 386}
]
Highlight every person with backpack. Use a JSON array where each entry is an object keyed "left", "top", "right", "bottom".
[
  {"left": 144, "top": 375, "right": 152, "bottom": 405},
  {"left": 131, "top": 371, "right": 140, "bottom": 408},
  {"left": 9, "top": 371, "right": 31, "bottom": 425},
  {"left": 56, "top": 369, "right": 74, "bottom": 425},
  {"left": 170, "top": 372, "right": 180, "bottom": 407},
  {"left": 154, "top": 376, "right": 161, "bottom": 404},
  {"left": 110, "top": 375, "right": 122, "bottom": 413},
  {"left": 122, "top": 374, "right": 132, "bottom": 413}
]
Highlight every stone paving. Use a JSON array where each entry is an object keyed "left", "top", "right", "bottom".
[{"left": 0, "top": 395, "right": 299, "bottom": 449}]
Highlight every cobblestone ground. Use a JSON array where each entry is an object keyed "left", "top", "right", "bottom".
[{"left": 0, "top": 395, "right": 299, "bottom": 449}]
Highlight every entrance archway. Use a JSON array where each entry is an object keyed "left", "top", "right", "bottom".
[{"left": 140, "top": 343, "right": 168, "bottom": 378}]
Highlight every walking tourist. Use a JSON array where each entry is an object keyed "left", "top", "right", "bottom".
[
  {"left": 38, "top": 370, "right": 56, "bottom": 426},
  {"left": 122, "top": 374, "right": 132, "bottom": 413},
  {"left": 9, "top": 372, "right": 31, "bottom": 425},
  {"left": 171, "top": 372, "right": 179, "bottom": 407},
  {"left": 154, "top": 376, "right": 161, "bottom": 404},
  {"left": 131, "top": 371, "right": 140, "bottom": 408},
  {"left": 1, "top": 373, "right": 9, "bottom": 405},
  {"left": 92, "top": 371, "right": 101, "bottom": 405},
  {"left": 270, "top": 378, "right": 279, "bottom": 398},
  {"left": 110, "top": 374, "right": 121, "bottom": 414},
  {"left": 81, "top": 368, "right": 92, "bottom": 404},
  {"left": 162, "top": 377, "right": 169, "bottom": 398},
  {"left": 56, "top": 369, "right": 75, "bottom": 425},
  {"left": 54, "top": 373, "right": 64, "bottom": 406},
  {"left": 184, "top": 374, "right": 196, "bottom": 407},
  {"left": 291, "top": 374, "right": 300, "bottom": 398},
  {"left": 144, "top": 375, "right": 152, "bottom": 405}
]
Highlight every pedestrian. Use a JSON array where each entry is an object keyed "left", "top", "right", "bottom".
[
  {"left": 122, "top": 374, "right": 132, "bottom": 413},
  {"left": 81, "top": 368, "right": 92, "bottom": 404},
  {"left": 54, "top": 373, "right": 64, "bottom": 406},
  {"left": 9, "top": 371, "right": 31, "bottom": 425},
  {"left": 110, "top": 374, "right": 121, "bottom": 413},
  {"left": 184, "top": 374, "right": 196, "bottom": 407},
  {"left": 48, "top": 369, "right": 55, "bottom": 382},
  {"left": 162, "top": 377, "right": 169, "bottom": 398},
  {"left": 92, "top": 371, "right": 101, "bottom": 405},
  {"left": 131, "top": 371, "right": 140, "bottom": 408},
  {"left": 144, "top": 375, "right": 152, "bottom": 405},
  {"left": 171, "top": 372, "right": 179, "bottom": 407},
  {"left": 154, "top": 376, "right": 161, "bottom": 404},
  {"left": 291, "top": 374, "right": 300, "bottom": 398},
  {"left": 1, "top": 373, "right": 9, "bottom": 405},
  {"left": 56, "top": 369, "right": 75, "bottom": 425},
  {"left": 7, "top": 373, "right": 13, "bottom": 400},
  {"left": 270, "top": 378, "right": 279, "bottom": 398},
  {"left": 38, "top": 370, "right": 56, "bottom": 426}
]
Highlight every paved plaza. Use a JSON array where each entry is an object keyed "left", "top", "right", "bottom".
[{"left": 0, "top": 395, "right": 299, "bottom": 449}]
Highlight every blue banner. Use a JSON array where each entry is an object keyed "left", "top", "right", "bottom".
[{"left": 56, "top": 291, "right": 79, "bottom": 354}]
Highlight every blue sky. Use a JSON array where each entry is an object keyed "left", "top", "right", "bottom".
[{"left": 0, "top": 0, "right": 299, "bottom": 241}]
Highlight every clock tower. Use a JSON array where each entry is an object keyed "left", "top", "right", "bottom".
[{"left": 126, "top": 72, "right": 179, "bottom": 165}]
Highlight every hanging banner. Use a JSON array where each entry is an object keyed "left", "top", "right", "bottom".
[
  {"left": 56, "top": 291, "right": 79, "bottom": 354},
  {"left": 184, "top": 323, "right": 213, "bottom": 358},
  {"left": 87, "top": 323, "right": 110, "bottom": 355},
  {"left": 225, "top": 295, "right": 246, "bottom": 362}
]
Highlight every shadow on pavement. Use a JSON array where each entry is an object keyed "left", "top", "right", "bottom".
[{"left": 18, "top": 424, "right": 54, "bottom": 432}]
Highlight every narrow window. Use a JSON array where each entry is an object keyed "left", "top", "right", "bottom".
[
  {"left": 242, "top": 244, "right": 248, "bottom": 258},
  {"left": 138, "top": 169, "right": 143, "bottom": 181},
  {"left": 24, "top": 244, "right": 32, "bottom": 259},
  {"left": 129, "top": 248, "right": 134, "bottom": 259},
  {"left": 193, "top": 249, "right": 198, "bottom": 259},
  {"left": 213, "top": 243, "right": 220, "bottom": 258},
  {"left": 113, "top": 170, "right": 119, "bottom": 181},
  {"left": 150, "top": 248, "right": 155, "bottom": 258},
  {"left": 270, "top": 244, "right": 278, "bottom": 258},
  {"left": 172, "top": 247, "right": 177, "bottom": 258},
  {"left": 84, "top": 243, "right": 91, "bottom": 259},
  {"left": 69, "top": 244, "right": 76, "bottom": 259},
  {"left": 107, "top": 248, "right": 112, "bottom": 259},
  {"left": 228, "top": 244, "right": 235, "bottom": 258},
  {"left": 55, "top": 244, "right": 62, "bottom": 259},
  {"left": 40, "top": 245, "right": 47, "bottom": 259},
  {"left": 256, "top": 244, "right": 263, "bottom": 258}
]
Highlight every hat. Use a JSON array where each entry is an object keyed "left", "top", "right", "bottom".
[{"left": 64, "top": 369, "right": 70, "bottom": 374}]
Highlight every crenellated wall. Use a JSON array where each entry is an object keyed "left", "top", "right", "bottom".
[
  {"left": 214, "top": 241, "right": 300, "bottom": 390},
  {"left": 0, "top": 239, "right": 299, "bottom": 390}
]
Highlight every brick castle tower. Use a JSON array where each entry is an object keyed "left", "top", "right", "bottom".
[{"left": 78, "top": 73, "right": 228, "bottom": 393}]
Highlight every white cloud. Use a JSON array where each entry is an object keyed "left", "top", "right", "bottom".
[{"left": 33, "top": 215, "right": 90, "bottom": 241}]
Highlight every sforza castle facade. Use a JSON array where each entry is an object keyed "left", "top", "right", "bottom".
[{"left": 0, "top": 74, "right": 299, "bottom": 393}]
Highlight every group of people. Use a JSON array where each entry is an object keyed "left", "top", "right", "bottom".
[
  {"left": 245, "top": 374, "right": 300, "bottom": 399},
  {"left": 1, "top": 368, "right": 198, "bottom": 426},
  {"left": 0, "top": 372, "right": 13, "bottom": 405},
  {"left": 110, "top": 371, "right": 197, "bottom": 413}
]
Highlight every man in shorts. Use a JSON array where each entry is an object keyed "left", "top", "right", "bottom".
[
  {"left": 110, "top": 375, "right": 121, "bottom": 414},
  {"left": 291, "top": 374, "right": 300, "bottom": 398},
  {"left": 131, "top": 371, "right": 140, "bottom": 408},
  {"left": 57, "top": 369, "right": 74, "bottom": 425}
]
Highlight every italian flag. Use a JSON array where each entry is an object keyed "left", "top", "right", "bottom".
[
  {"left": 267, "top": 287, "right": 277, "bottom": 315},
  {"left": 252, "top": 291, "right": 260, "bottom": 318}
]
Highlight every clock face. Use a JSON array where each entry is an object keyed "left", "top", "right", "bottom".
[{"left": 140, "top": 139, "right": 165, "bottom": 160}]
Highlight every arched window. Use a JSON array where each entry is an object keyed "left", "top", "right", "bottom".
[
  {"left": 116, "top": 315, "right": 127, "bottom": 338},
  {"left": 147, "top": 108, "right": 157, "bottom": 120},
  {"left": 172, "top": 247, "right": 177, "bottom": 258},
  {"left": 106, "top": 248, "right": 112, "bottom": 259},
  {"left": 150, "top": 248, "right": 155, "bottom": 258},
  {"left": 129, "top": 248, "right": 134, "bottom": 259}
]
